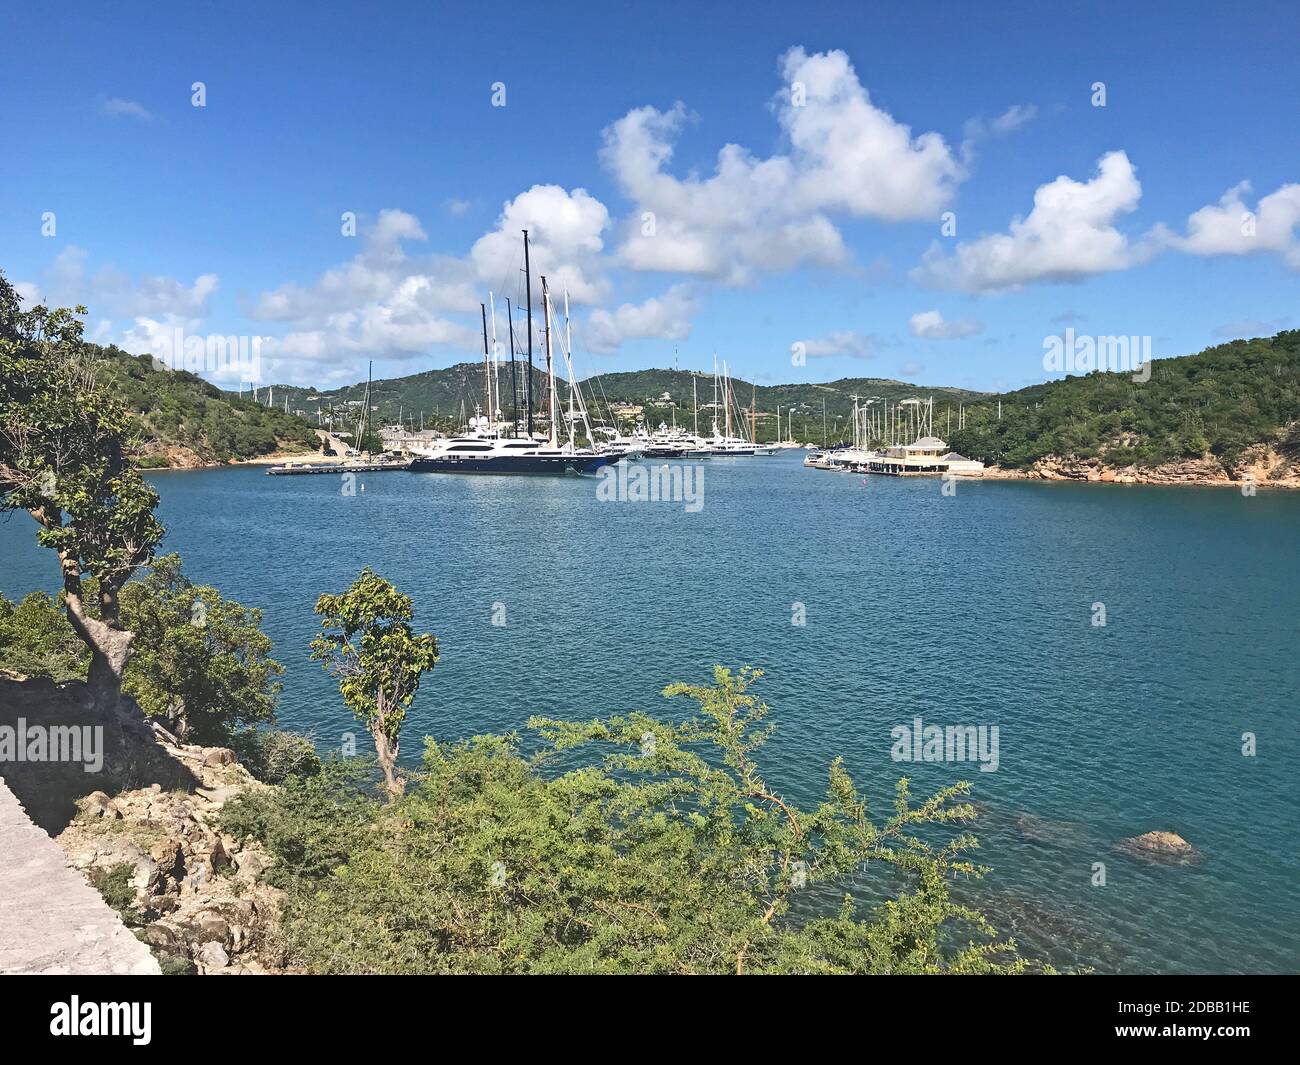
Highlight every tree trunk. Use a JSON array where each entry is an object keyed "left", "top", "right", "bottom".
[
  {"left": 372, "top": 692, "right": 404, "bottom": 798},
  {"left": 373, "top": 729, "right": 403, "bottom": 797},
  {"left": 57, "top": 549, "right": 134, "bottom": 718}
]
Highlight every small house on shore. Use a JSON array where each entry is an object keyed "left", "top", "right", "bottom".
[{"left": 864, "top": 436, "right": 985, "bottom": 476}]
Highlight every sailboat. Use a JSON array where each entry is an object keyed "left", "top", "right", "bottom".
[{"left": 409, "top": 232, "right": 625, "bottom": 476}]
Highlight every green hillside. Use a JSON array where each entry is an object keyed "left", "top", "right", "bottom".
[
  {"left": 947, "top": 331, "right": 1300, "bottom": 470},
  {"left": 92, "top": 346, "right": 319, "bottom": 466},
  {"left": 254, "top": 363, "right": 986, "bottom": 443}
]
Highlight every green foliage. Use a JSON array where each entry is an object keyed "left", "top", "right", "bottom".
[
  {"left": 232, "top": 727, "right": 322, "bottom": 784},
  {"left": 155, "top": 951, "right": 197, "bottom": 976},
  {"left": 0, "top": 590, "right": 88, "bottom": 680},
  {"left": 949, "top": 331, "right": 1300, "bottom": 470},
  {"left": 310, "top": 568, "right": 439, "bottom": 795},
  {"left": 94, "top": 347, "right": 317, "bottom": 464},
  {"left": 118, "top": 554, "right": 282, "bottom": 744},
  {"left": 230, "top": 667, "right": 1035, "bottom": 975},
  {"left": 89, "top": 863, "right": 143, "bottom": 926},
  {"left": 222, "top": 758, "right": 379, "bottom": 885},
  {"left": 0, "top": 275, "right": 166, "bottom": 602}
]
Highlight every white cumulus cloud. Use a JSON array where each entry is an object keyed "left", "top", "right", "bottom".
[
  {"left": 604, "top": 46, "right": 963, "bottom": 285},
  {"left": 1154, "top": 180, "right": 1300, "bottom": 269},
  {"left": 913, "top": 150, "right": 1147, "bottom": 292},
  {"left": 909, "top": 309, "right": 983, "bottom": 340},
  {"left": 583, "top": 285, "right": 697, "bottom": 354}
]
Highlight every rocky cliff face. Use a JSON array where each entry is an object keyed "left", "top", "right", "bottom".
[{"left": 987, "top": 444, "right": 1299, "bottom": 488}]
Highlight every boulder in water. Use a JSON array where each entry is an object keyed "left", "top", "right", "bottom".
[{"left": 1116, "top": 830, "right": 1199, "bottom": 864}]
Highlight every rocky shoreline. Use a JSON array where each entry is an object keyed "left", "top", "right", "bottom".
[{"left": 983, "top": 443, "right": 1299, "bottom": 489}]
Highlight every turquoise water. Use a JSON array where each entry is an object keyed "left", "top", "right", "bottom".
[{"left": 3, "top": 454, "right": 1297, "bottom": 974}]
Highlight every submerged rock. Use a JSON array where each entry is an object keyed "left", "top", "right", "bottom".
[{"left": 1115, "top": 830, "right": 1200, "bottom": 864}]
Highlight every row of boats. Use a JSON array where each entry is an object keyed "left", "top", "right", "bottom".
[
  {"left": 405, "top": 426, "right": 799, "bottom": 476},
  {"left": 402, "top": 229, "right": 799, "bottom": 476}
]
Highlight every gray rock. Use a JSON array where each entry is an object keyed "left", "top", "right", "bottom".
[
  {"left": 197, "top": 913, "right": 231, "bottom": 946},
  {"left": 235, "top": 850, "right": 269, "bottom": 881},
  {"left": 197, "top": 941, "right": 229, "bottom": 970}
]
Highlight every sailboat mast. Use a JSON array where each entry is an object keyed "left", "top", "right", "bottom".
[
  {"left": 506, "top": 297, "right": 520, "bottom": 438},
  {"left": 723, "top": 362, "right": 731, "bottom": 439},
  {"left": 488, "top": 291, "right": 499, "bottom": 425},
  {"left": 563, "top": 288, "right": 586, "bottom": 446},
  {"left": 523, "top": 229, "right": 535, "bottom": 438},
  {"left": 542, "top": 276, "right": 557, "bottom": 449},
  {"left": 693, "top": 374, "right": 699, "bottom": 437},
  {"left": 480, "top": 302, "right": 490, "bottom": 429}
]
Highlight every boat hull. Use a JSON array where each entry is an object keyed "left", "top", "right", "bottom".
[{"left": 408, "top": 453, "right": 618, "bottom": 476}]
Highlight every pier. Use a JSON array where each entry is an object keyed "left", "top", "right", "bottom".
[{"left": 266, "top": 460, "right": 410, "bottom": 476}]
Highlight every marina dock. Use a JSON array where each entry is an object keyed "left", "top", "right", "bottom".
[{"left": 266, "top": 460, "right": 411, "bottom": 476}]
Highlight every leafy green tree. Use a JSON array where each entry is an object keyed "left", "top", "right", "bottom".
[
  {"left": 118, "top": 554, "right": 282, "bottom": 744},
  {"left": 0, "top": 274, "right": 164, "bottom": 715},
  {"left": 0, "top": 590, "right": 89, "bottom": 681},
  {"left": 225, "top": 667, "right": 1033, "bottom": 975},
  {"left": 310, "top": 568, "right": 439, "bottom": 796}
]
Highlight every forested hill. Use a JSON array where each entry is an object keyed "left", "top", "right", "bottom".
[
  {"left": 253, "top": 363, "right": 986, "bottom": 436},
  {"left": 947, "top": 331, "right": 1300, "bottom": 471},
  {"left": 91, "top": 346, "right": 318, "bottom": 467}
]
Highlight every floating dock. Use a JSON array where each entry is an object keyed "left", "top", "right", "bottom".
[{"left": 266, "top": 461, "right": 410, "bottom": 476}]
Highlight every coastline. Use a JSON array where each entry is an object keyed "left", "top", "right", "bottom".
[{"left": 982, "top": 445, "right": 1299, "bottom": 490}]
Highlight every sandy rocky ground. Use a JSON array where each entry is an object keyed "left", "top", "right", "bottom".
[{"left": 1, "top": 675, "right": 289, "bottom": 975}]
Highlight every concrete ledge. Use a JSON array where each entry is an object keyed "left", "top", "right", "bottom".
[{"left": 0, "top": 775, "right": 159, "bottom": 975}]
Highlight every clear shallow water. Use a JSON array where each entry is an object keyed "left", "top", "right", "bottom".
[{"left": 2, "top": 454, "right": 1297, "bottom": 974}]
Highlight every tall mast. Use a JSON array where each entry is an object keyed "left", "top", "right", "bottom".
[
  {"left": 542, "top": 277, "right": 557, "bottom": 449},
  {"left": 563, "top": 288, "right": 584, "bottom": 447},
  {"left": 480, "top": 302, "right": 490, "bottom": 431},
  {"left": 506, "top": 297, "right": 520, "bottom": 438},
  {"left": 712, "top": 354, "right": 719, "bottom": 437},
  {"left": 523, "top": 229, "right": 534, "bottom": 438},
  {"left": 751, "top": 381, "right": 756, "bottom": 443},
  {"left": 488, "top": 291, "right": 499, "bottom": 425},
  {"left": 723, "top": 362, "right": 731, "bottom": 439},
  {"left": 693, "top": 374, "right": 698, "bottom": 437}
]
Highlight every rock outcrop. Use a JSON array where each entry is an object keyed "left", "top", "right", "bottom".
[
  {"left": 57, "top": 738, "right": 287, "bottom": 974},
  {"left": 986, "top": 444, "right": 1299, "bottom": 489},
  {"left": 1115, "top": 830, "right": 1200, "bottom": 864}
]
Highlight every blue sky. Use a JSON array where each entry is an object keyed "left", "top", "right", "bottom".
[{"left": 2, "top": 0, "right": 1298, "bottom": 392}]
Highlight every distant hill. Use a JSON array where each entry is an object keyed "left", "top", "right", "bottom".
[
  {"left": 947, "top": 331, "right": 1300, "bottom": 474},
  {"left": 238, "top": 331, "right": 1300, "bottom": 472},
  {"left": 92, "top": 346, "right": 319, "bottom": 467},
  {"left": 249, "top": 363, "right": 987, "bottom": 444}
]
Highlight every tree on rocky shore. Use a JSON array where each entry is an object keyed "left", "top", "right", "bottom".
[
  {"left": 0, "top": 273, "right": 164, "bottom": 718},
  {"left": 310, "top": 568, "right": 439, "bottom": 797}
]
